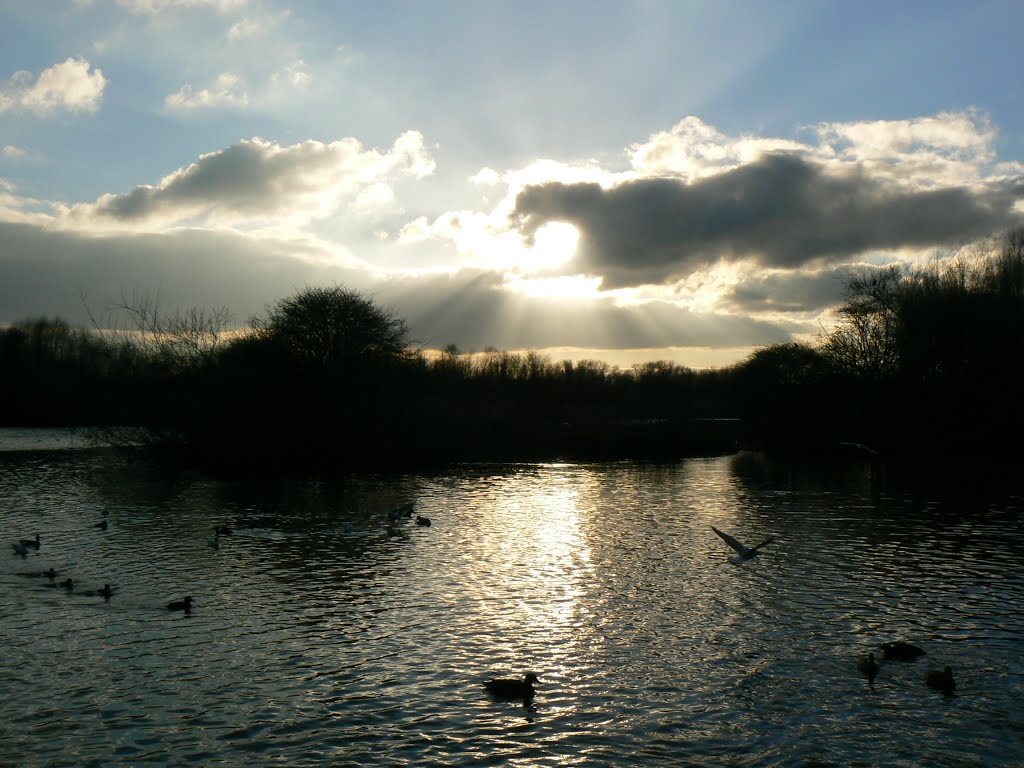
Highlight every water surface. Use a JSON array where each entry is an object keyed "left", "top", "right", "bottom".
[{"left": 2, "top": 431, "right": 1022, "bottom": 766}]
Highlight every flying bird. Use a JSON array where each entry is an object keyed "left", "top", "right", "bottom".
[{"left": 711, "top": 526, "right": 774, "bottom": 564}]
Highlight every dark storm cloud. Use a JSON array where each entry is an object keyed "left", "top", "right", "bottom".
[
  {"left": 511, "top": 154, "right": 1024, "bottom": 288},
  {"left": 721, "top": 267, "right": 853, "bottom": 315}
]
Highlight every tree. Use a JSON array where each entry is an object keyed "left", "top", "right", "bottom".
[{"left": 250, "top": 285, "right": 410, "bottom": 367}]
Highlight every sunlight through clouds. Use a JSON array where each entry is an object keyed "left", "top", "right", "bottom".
[{"left": 2, "top": 1, "right": 1023, "bottom": 369}]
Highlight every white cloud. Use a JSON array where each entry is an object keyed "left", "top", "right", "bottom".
[
  {"left": 227, "top": 17, "right": 260, "bottom": 41},
  {"left": 270, "top": 60, "right": 312, "bottom": 90},
  {"left": 0, "top": 58, "right": 106, "bottom": 116},
  {"left": 628, "top": 111, "right": 1002, "bottom": 191},
  {"left": 61, "top": 130, "right": 436, "bottom": 229},
  {"left": 164, "top": 72, "right": 248, "bottom": 110},
  {"left": 350, "top": 182, "right": 395, "bottom": 213},
  {"left": 117, "top": 0, "right": 247, "bottom": 14},
  {"left": 2, "top": 145, "right": 27, "bottom": 158},
  {"left": 470, "top": 168, "right": 500, "bottom": 186}
]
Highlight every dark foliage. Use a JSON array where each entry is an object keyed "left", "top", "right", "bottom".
[{"left": 4, "top": 229, "right": 1022, "bottom": 479}]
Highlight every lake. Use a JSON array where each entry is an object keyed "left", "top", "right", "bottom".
[{"left": 2, "top": 429, "right": 1023, "bottom": 767}]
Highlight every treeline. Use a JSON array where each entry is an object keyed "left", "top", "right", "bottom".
[{"left": 2, "top": 229, "right": 1023, "bottom": 475}]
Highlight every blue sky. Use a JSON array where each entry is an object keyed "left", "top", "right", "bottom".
[{"left": 2, "top": 1, "right": 1023, "bottom": 368}]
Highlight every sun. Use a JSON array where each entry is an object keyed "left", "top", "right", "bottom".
[{"left": 529, "top": 221, "right": 580, "bottom": 270}]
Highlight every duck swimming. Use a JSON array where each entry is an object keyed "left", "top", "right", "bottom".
[
  {"left": 415, "top": 515, "right": 432, "bottom": 527},
  {"left": 60, "top": 578, "right": 73, "bottom": 590},
  {"left": 924, "top": 665, "right": 955, "bottom": 695},
  {"left": 19, "top": 534, "right": 41, "bottom": 549},
  {"left": 711, "top": 526, "right": 774, "bottom": 564},
  {"left": 99, "top": 584, "right": 114, "bottom": 599},
  {"left": 857, "top": 652, "right": 880, "bottom": 685},
  {"left": 483, "top": 672, "right": 539, "bottom": 699},
  {"left": 166, "top": 596, "right": 193, "bottom": 611},
  {"left": 880, "top": 641, "right": 926, "bottom": 661},
  {"left": 95, "top": 520, "right": 108, "bottom": 530}
]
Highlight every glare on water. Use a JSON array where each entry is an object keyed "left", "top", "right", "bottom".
[{"left": 2, "top": 431, "right": 1023, "bottom": 767}]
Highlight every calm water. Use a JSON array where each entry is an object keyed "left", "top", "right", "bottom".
[{"left": 2, "top": 430, "right": 1023, "bottom": 767}]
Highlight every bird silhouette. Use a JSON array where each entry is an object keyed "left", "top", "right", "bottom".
[
  {"left": 166, "top": 596, "right": 193, "bottom": 611},
  {"left": 711, "top": 526, "right": 774, "bottom": 564},
  {"left": 858, "top": 652, "right": 880, "bottom": 685},
  {"left": 19, "top": 534, "right": 41, "bottom": 549},
  {"left": 880, "top": 641, "right": 926, "bottom": 661},
  {"left": 924, "top": 665, "right": 955, "bottom": 695},
  {"left": 483, "top": 672, "right": 539, "bottom": 700},
  {"left": 415, "top": 515, "right": 432, "bottom": 527}
]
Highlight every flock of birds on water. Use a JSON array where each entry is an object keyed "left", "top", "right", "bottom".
[{"left": 11, "top": 505, "right": 955, "bottom": 703}]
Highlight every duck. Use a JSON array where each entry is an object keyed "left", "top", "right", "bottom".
[
  {"left": 19, "top": 534, "right": 41, "bottom": 549},
  {"left": 415, "top": 515, "right": 432, "bottom": 527},
  {"left": 711, "top": 526, "right": 774, "bottom": 564},
  {"left": 483, "top": 672, "right": 539, "bottom": 699},
  {"left": 214, "top": 526, "right": 233, "bottom": 536},
  {"left": 924, "top": 665, "right": 955, "bottom": 695},
  {"left": 857, "top": 652, "right": 880, "bottom": 685},
  {"left": 60, "top": 578, "right": 73, "bottom": 590},
  {"left": 11, "top": 541, "right": 30, "bottom": 557},
  {"left": 43, "top": 567, "right": 57, "bottom": 579},
  {"left": 880, "top": 641, "right": 926, "bottom": 661},
  {"left": 166, "top": 596, "right": 193, "bottom": 611},
  {"left": 95, "top": 520, "right": 108, "bottom": 530},
  {"left": 99, "top": 584, "right": 114, "bottom": 599}
]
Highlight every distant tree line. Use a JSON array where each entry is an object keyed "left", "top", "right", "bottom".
[{"left": 2, "top": 229, "right": 1022, "bottom": 476}]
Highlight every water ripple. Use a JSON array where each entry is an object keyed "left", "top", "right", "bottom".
[{"left": 2, "top": 446, "right": 1024, "bottom": 765}]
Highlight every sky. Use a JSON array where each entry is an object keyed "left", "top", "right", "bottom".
[{"left": 1, "top": 1, "right": 1023, "bottom": 369}]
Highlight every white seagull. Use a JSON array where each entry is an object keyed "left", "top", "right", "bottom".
[{"left": 711, "top": 526, "right": 774, "bottom": 564}]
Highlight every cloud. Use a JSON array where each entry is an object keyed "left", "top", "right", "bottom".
[
  {"left": 270, "top": 61, "right": 311, "bottom": 90},
  {"left": 0, "top": 218, "right": 789, "bottom": 357},
  {"left": 227, "top": 17, "right": 260, "bottom": 41},
  {"left": 719, "top": 267, "right": 852, "bottom": 316},
  {"left": 164, "top": 72, "right": 249, "bottom": 111},
  {"left": 117, "top": 0, "right": 247, "bottom": 14},
  {"left": 0, "top": 58, "right": 106, "bottom": 116},
  {"left": 3, "top": 146, "right": 28, "bottom": 159},
  {"left": 511, "top": 115, "right": 1024, "bottom": 289},
  {"left": 381, "top": 271, "right": 790, "bottom": 351},
  {"left": 62, "top": 130, "right": 436, "bottom": 228}
]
